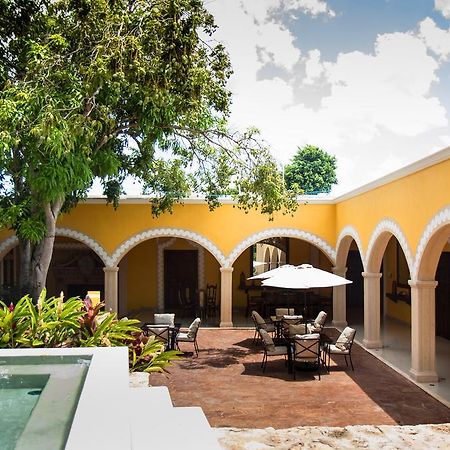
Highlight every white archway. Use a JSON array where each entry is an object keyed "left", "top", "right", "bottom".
[
  {"left": 0, "top": 229, "right": 109, "bottom": 265},
  {"left": 335, "top": 226, "right": 365, "bottom": 271},
  {"left": 226, "top": 228, "right": 336, "bottom": 267},
  {"left": 108, "top": 228, "right": 226, "bottom": 267},
  {"left": 365, "top": 219, "right": 414, "bottom": 275},
  {"left": 0, "top": 235, "right": 19, "bottom": 260},
  {"left": 414, "top": 207, "right": 450, "bottom": 281}
]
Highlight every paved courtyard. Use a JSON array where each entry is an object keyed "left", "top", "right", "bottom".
[{"left": 149, "top": 328, "right": 450, "bottom": 429}]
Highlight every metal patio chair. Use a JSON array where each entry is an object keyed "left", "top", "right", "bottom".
[
  {"left": 293, "top": 333, "right": 322, "bottom": 380},
  {"left": 259, "top": 329, "right": 288, "bottom": 373},
  {"left": 326, "top": 327, "right": 356, "bottom": 371}
]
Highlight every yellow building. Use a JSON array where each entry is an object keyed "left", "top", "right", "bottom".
[{"left": 2, "top": 147, "right": 450, "bottom": 387}]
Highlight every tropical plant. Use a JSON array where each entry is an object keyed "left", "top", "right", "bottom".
[
  {"left": 129, "top": 331, "right": 180, "bottom": 373},
  {"left": 284, "top": 145, "right": 338, "bottom": 194},
  {"left": 0, "top": 0, "right": 297, "bottom": 300},
  {"left": 0, "top": 290, "right": 179, "bottom": 372}
]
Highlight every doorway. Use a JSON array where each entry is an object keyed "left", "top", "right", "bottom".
[{"left": 164, "top": 250, "right": 198, "bottom": 310}]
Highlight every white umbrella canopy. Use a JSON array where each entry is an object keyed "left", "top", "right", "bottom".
[
  {"left": 248, "top": 264, "right": 296, "bottom": 280},
  {"left": 261, "top": 264, "right": 352, "bottom": 289}
]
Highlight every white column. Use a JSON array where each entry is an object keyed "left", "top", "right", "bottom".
[
  {"left": 103, "top": 266, "right": 119, "bottom": 313},
  {"left": 409, "top": 280, "right": 438, "bottom": 382},
  {"left": 362, "top": 271, "right": 383, "bottom": 348},
  {"left": 332, "top": 266, "right": 348, "bottom": 328},
  {"left": 220, "top": 267, "right": 233, "bottom": 328}
]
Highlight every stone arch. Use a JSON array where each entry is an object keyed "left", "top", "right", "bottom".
[
  {"left": 226, "top": 228, "right": 335, "bottom": 267},
  {"left": 415, "top": 207, "right": 450, "bottom": 281},
  {"left": 335, "top": 226, "right": 365, "bottom": 270},
  {"left": 264, "top": 247, "right": 271, "bottom": 271},
  {"left": 365, "top": 219, "right": 414, "bottom": 276},
  {"left": 0, "top": 228, "right": 109, "bottom": 265},
  {"left": 0, "top": 235, "right": 19, "bottom": 260},
  {"left": 55, "top": 228, "right": 109, "bottom": 265},
  {"left": 108, "top": 228, "right": 226, "bottom": 267}
]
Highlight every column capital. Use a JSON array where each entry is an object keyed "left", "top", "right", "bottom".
[
  {"left": 103, "top": 266, "right": 119, "bottom": 273},
  {"left": 220, "top": 266, "right": 234, "bottom": 274},
  {"left": 362, "top": 271, "right": 382, "bottom": 279},
  {"left": 408, "top": 280, "right": 438, "bottom": 289},
  {"left": 332, "top": 266, "right": 347, "bottom": 276}
]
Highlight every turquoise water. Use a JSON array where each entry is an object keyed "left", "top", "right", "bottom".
[
  {"left": 0, "top": 355, "right": 91, "bottom": 450},
  {"left": 0, "top": 375, "right": 48, "bottom": 450}
]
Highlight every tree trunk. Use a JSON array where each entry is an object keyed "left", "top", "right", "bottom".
[
  {"left": 18, "top": 240, "right": 32, "bottom": 297},
  {"left": 18, "top": 199, "right": 63, "bottom": 301}
]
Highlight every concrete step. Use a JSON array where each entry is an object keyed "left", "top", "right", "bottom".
[
  {"left": 129, "top": 386, "right": 173, "bottom": 410},
  {"left": 130, "top": 399, "right": 220, "bottom": 450}
]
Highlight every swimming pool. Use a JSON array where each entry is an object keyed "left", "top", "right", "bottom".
[
  {"left": 0, "top": 347, "right": 131, "bottom": 450},
  {"left": 0, "top": 355, "right": 91, "bottom": 450},
  {"left": 0, "top": 373, "right": 48, "bottom": 450}
]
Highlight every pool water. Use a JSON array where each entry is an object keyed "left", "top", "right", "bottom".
[
  {"left": 0, "top": 355, "right": 91, "bottom": 450},
  {"left": 0, "top": 374, "right": 48, "bottom": 450}
]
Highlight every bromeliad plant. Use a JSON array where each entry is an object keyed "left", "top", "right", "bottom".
[{"left": 0, "top": 290, "right": 179, "bottom": 373}]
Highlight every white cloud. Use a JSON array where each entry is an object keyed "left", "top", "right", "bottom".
[
  {"left": 303, "top": 49, "right": 326, "bottom": 84},
  {"left": 320, "top": 32, "right": 445, "bottom": 138},
  {"left": 285, "top": 0, "right": 336, "bottom": 18},
  {"left": 435, "top": 0, "right": 450, "bottom": 19},
  {"left": 419, "top": 17, "right": 450, "bottom": 60},
  {"left": 206, "top": 1, "right": 449, "bottom": 195}
]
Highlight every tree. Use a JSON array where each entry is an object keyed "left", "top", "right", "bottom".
[
  {"left": 0, "top": 0, "right": 297, "bottom": 300},
  {"left": 284, "top": 145, "right": 337, "bottom": 194}
]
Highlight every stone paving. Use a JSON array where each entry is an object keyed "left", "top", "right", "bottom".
[
  {"left": 149, "top": 328, "right": 450, "bottom": 429},
  {"left": 213, "top": 423, "right": 450, "bottom": 449}
]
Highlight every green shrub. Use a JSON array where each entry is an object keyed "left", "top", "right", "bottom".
[{"left": 0, "top": 290, "right": 179, "bottom": 373}]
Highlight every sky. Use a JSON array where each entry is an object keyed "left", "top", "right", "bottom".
[{"left": 203, "top": 0, "right": 450, "bottom": 195}]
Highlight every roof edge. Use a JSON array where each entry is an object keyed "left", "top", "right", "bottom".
[{"left": 334, "top": 146, "right": 450, "bottom": 202}]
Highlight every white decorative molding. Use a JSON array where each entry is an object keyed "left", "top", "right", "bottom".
[
  {"left": 335, "top": 226, "right": 365, "bottom": 268},
  {"left": 226, "top": 228, "right": 336, "bottom": 266},
  {"left": 55, "top": 228, "right": 109, "bottom": 265},
  {"left": 109, "top": 228, "right": 225, "bottom": 268},
  {"left": 0, "top": 235, "right": 19, "bottom": 259},
  {"left": 413, "top": 207, "right": 450, "bottom": 280},
  {"left": 187, "top": 240, "right": 206, "bottom": 292},
  {"left": 365, "top": 219, "right": 413, "bottom": 276},
  {"left": 0, "top": 229, "right": 109, "bottom": 265}
]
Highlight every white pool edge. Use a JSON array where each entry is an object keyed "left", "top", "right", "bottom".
[{"left": 0, "top": 347, "right": 131, "bottom": 450}]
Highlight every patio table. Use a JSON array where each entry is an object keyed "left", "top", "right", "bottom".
[
  {"left": 142, "top": 323, "right": 181, "bottom": 350},
  {"left": 270, "top": 316, "right": 284, "bottom": 339}
]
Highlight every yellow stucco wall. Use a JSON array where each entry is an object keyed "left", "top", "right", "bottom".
[
  {"left": 3, "top": 151, "right": 450, "bottom": 319},
  {"left": 56, "top": 202, "right": 336, "bottom": 258},
  {"left": 336, "top": 158, "right": 450, "bottom": 254},
  {"left": 125, "top": 239, "right": 157, "bottom": 311}
]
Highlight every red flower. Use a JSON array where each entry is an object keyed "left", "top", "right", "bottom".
[{"left": 8, "top": 302, "right": 14, "bottom": 312}]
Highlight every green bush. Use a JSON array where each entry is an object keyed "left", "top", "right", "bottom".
[{"left": 0, "top": 290, "right": 179, "bottom": 373}]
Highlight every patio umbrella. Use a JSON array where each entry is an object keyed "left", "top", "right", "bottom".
[
  {"left": 248, "top": 264, "right": 296, "bottom": 280},
  {"left": 261, "top": 264, "right": 352, "bottom": 289},
  {"left": 261, "top": 264, "right": 352, "bottom": 318}
]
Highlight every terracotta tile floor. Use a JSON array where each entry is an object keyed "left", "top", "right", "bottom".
[{"left": 149, "top": 329, "right": 450, "bottom": 429}]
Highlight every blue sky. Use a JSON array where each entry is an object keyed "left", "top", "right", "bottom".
[{"left": 205, "top": 0, "right": 450, "bottom": 195}]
